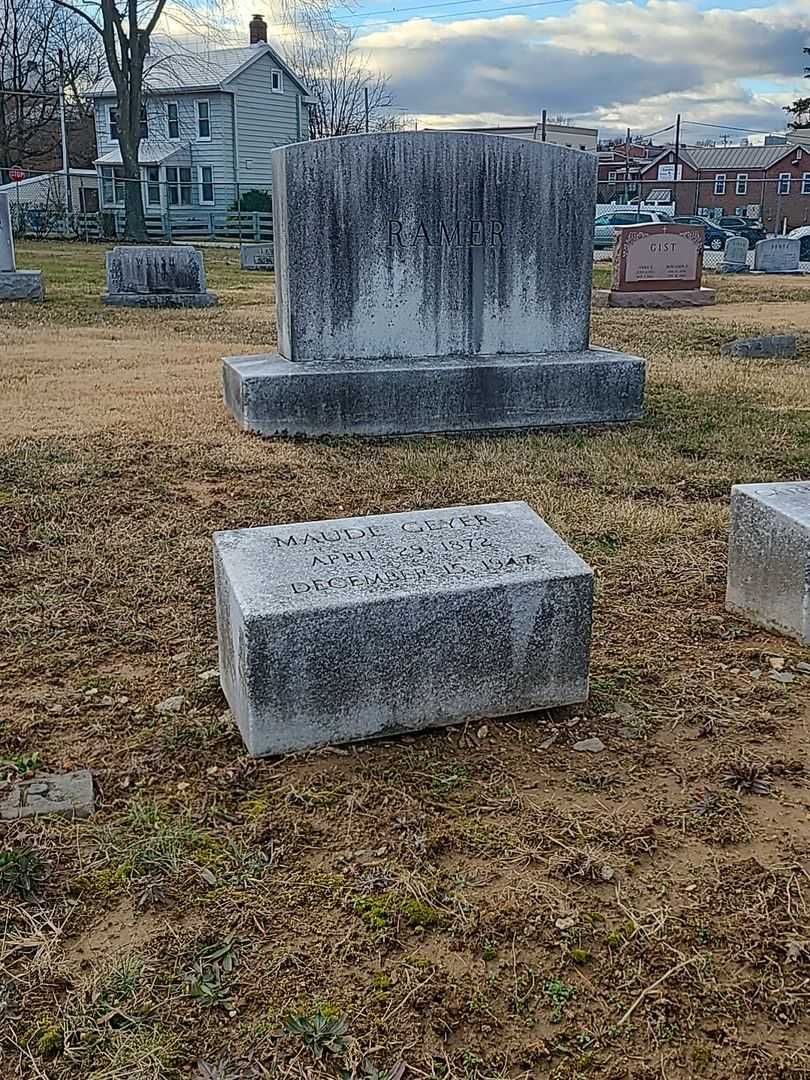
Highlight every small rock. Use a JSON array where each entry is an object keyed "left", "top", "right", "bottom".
[
  {"left": 600, "top": 864, "right": 615, "bottom": 881},
  {"left": 750, "top": 668, "right": 762, "bottom": 679},
  {"left": 539, "top": 733, "right": 558, "bottom": 749},
  {"left": 795, "top": 662, "right": 810, "bottom": 675},
  {"left": 99, "top": 695, "right": 115, "bottom": 706},
  {"left": 767, "top": 656, "right": 786, "bottom": 671},
  {"left": 156, "top": 694, "right": 186, "bottom": 714},
  {"left": 769, "top": 671, "right": 795, "bottom": 684},
  {"left": 476, "top": 724, "right": 489, "bottom": 739},
  {"left": 573, "top": 737, "right": 606, "bottom": 753},
  {"left": 199, "top": 668, "right": 219, "bottom": 682},
  {"left": 555, "top": 916, "right": 576, "bottom": 930}
]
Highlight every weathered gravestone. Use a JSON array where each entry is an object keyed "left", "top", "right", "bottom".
[
  {"left": 726, "top": 482, "right": 810, "bottom": 644},
  {"left": 719, "top": 235, "right": 749, "bottom": 274},
  {"left": 593, "top": 223, "right": 715, "bottom": 307},
  {"left": 102, "top": 245, "right": 217, "bottom": 307},
  {"left": 0, "top": 192, "right": 44, "bottom": 302},
  {"left": 753, "top": 237, "right": 801, "bottom": 274},
  {"left": 0, "top": 769, "right": 94, "bottom": 821},
  {"left": 213, "top": 501, "right": 593, "bottom": 755},
  {"left": 240, "top": 243, "right": 274, "bottom": 271},
  {"left": 223, "top": 132, "right": 645, "bottom": 437}
]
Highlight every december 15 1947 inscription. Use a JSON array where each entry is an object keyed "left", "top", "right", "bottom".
[{"left": 213, "top": 501, "right": 595, "bottom": 756}]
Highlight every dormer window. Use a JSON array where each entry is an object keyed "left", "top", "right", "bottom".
[{"left": 271, "top": 69, "right": 283, "bottom": 93}]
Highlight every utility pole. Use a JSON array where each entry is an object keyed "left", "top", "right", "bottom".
[
  {"left": 58, "top": 49, "right": 72, "bottom": 215},
  {"left": 624, "top": 126, "right": 630, "bottom": 204},
  {"left": 673, "top": 112, "right": 681, "bottom": 214},
  {"left": 541, "top": 109, "right": 547, "bottom": 142},
  {"left": 364, "top": 86, "right": 369, "bottom": 134}
]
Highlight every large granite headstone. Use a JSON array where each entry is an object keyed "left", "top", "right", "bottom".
[
  {"left": 223, "top": 132, "right": 645, "bottom": 437},
  {"left": 240, "top": 243, "right": 274, "bottom": 271},
  {"left": 719, "top": 235, "right": 749, "bottom": 274},
  {"left": 753, "top": 237, "right": 801, "bottom": 275},
  {"left": 0, "top": 192, "right": 44, "bottom": 302},
  {"left": 102, "top": 245, "right": 217, "bottom": 307},
  {"left": 726, "top": 482, "right": 810, "bottom": 644},
  {"left": 214, "top": 500, "right": 593, "bottom": 755},
  {"left": 593, "top": 223, "right": 714, "bottom": 308}
]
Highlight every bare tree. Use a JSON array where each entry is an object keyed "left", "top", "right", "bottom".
[
  {"left": 0, "top": 0, "right": 102, "bottom": 175},
  {"left": 51, "top": 0, "right": 173, "bottom": 240},
  {"left": 785, "top": 46, "right": 810, "bottom": 130},
  {"left": 277, "top": 2, "right": 396, "bottom": 139}
]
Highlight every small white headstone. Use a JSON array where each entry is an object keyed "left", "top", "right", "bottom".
[
  {"left": 0, "top": 193, "right": 16, "bottom": 273},
  {"left": 240, "top": 243, "right": 274, "bottom": 271},
  {"left": 753, "top": 237, "right": 801, "bottom": 274},
  {"left": 723, "top": 236, "right": 748, "bottom": 267}
]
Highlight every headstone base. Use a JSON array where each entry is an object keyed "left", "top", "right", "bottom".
[
  {"left": 214, "top": 501, "right": 593, "bottom": 756},
  {"left": 0, "top": 269, "right": 44, "bottom": 302},
  {"left": 750, "top": 270, "right": 806, "bottom": 276},
  {"left": 717, "top": 264, "right": 749, "bottom": 274},
  {"left": 222, "top": 347, "right": 646, "bottom": 437},
  {"left": 102, "top": 291, "right": 217, "bottom": 308},
  {"left": 593, "top": 287, "right": 715, "bottom": 309}
]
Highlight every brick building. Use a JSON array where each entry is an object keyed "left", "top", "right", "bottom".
[
  {"left": 639, "top": 144, "right": 810, "bottom": 231},
  {"left": 596, "top": 144, "right": 659, "bottom": 202}
]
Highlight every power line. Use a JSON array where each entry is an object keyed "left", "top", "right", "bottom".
[
  {"left": 338, "top": 0, "right": 570, "bottom": 25},
  {"left": 682, "top": 119, "right": 786, "bottom": 137}
]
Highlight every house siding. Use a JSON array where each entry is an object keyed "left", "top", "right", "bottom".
[{"left": 228, "top": 50, "right": 306, "bottom": 198}]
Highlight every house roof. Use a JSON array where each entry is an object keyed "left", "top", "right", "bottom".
[
  {"left": 87, "top": 43, "right": 310, "bottom": 99},
  {"left": 95, "top": 141, "right": 182, "bottom": 166},
  {"left": 642, "top": 142, "right": 795, "bottom": 174}
]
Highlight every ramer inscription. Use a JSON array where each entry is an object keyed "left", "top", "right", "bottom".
[{"left": 387, "top": 219, "right": 504, "bottom": 247}]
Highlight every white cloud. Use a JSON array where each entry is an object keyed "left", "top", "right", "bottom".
[{"left": 355, "top": 0, "right": 810, "bottom": 138}]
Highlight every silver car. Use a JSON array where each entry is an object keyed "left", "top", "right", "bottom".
[{"left": 594, "top": 210, "right": 672, "bottom": 249}]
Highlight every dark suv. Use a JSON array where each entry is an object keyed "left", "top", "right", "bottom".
[
  {"left": 671, "top": 215, "right": 734, "bottom": 250},
  {"left": 718, "top": 216, "right": 767, "bottom": 249}
]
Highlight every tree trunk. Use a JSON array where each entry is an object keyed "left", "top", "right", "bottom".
[{"left": 119, "top": 132, "right": 145, "bottom": 241}]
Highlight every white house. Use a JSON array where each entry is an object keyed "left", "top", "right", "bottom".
[{"left": 87, "top": 15, "right": 313, "bottom": 215}]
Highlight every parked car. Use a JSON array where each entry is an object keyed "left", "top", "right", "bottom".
[
  {"left": 671, "top": 215, "right": 734, "bottom": 251},
  {"left": 788, "top": 224, "right": 810, "bottom": 262},
  {"left": 593, "top": 211, "right": 672, "bottom": 250},
  {"left": 717, "top": 216, "right": 767, "bottom": 249}
]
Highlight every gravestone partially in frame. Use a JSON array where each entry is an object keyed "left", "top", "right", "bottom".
[
  {"left": 240, "top": 243, "right": 274, "bottom": 271},
  {"left": 0, "top": 192, "right": 44, "bottom": 302}
]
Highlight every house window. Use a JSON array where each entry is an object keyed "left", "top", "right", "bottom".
[
  {"left": 735, "top": 174, "right": 748, "bottom": 195},
  {"left": 271, "top": 69, "right": 283, "bottom": 93},
  {"left": 146, "top": 166, "right": 161, "bottom": 206},
  {"left": 607, "top": 171, "right": 617, "bottom": 183},
  {"left": 803, "top": 173, "right": 810, "bottom": 195},
  {"left": 100, "top": 164, "right": 126, "bottom": 205},
  {"left": 108, "top": 105, "right": 147, "bottom": 139},
  {"left": 199, "top": 165, "right": 214, "bottom": 204},
  {"left": 196, "top": 100, "right": 210, "bottom": 139},
  {"left": 166, "top": 166, "right": 193, "bottom": 206},
  {"left": 714, "top": 174, "right": 726, "bottom": 195},
  {"left": 778, "top": 172, "right": 791, "bottom": 195},
  {"left": 167, "top": 102, "right": 179, "bottom": 140}
]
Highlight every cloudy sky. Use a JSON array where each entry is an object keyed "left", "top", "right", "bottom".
[{"left": 247, "top": 0, "right": 810, "bottom": 141}]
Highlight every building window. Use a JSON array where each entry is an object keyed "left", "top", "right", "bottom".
[
  {"left": 196, "top": 100, "right": 210, "bottom": 139},
  {"left": 735, "top": 174, "right": 748, "bottom": 195},
  {"left": 778, "top": 172, "right": 791, "bottom": 195},
  {"left": 714, "top": 174, "right": 726, "bottom": 195},
  {"left": 166, "top": 165, "right": 193, "bottom": 206},
  {"left": 199, "top": 165, "right": 214, "bottom": 204},
  {"left": 100, "top": 164, "right": 126, "bottom": 205},
  {"left": 271, "top": 69, "right": 283, "bottom": 93},
  {"left": 167, "top": 102, "right": 179, "bottom": 140},
  {"left": 607, "top": 171, "right": 617, "bottom": 183},
  {"left": 803, "top": 173, "right": 810, "bottom": 195},
  {"left": 146, "top": 166, "right": 161, "bottom": 206},
  {"left": 108, "top": 105, "right": 147, "bottom": 139}
]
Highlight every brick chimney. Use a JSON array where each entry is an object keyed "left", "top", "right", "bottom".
[{"left": 249, "top": 14, "right": 267, "bottom": 45}]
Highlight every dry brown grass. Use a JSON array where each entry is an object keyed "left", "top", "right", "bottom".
[{"left": 2, "top": 243, "right": 810, "bottom": 1080}]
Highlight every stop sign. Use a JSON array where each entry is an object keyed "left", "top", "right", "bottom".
[{"left": 9, "top": 165, "right": 25, "bottom": 182}]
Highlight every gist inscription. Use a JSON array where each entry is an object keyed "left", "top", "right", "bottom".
[{"left": 213, "top": 501, "right": 594, "bottom": 756}]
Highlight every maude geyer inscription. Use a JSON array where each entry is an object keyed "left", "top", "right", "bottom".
[{"left": 213, "top": 501, "right": 595, "bottom": 756}]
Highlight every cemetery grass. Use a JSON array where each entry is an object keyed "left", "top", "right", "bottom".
[{"left": 2, "top": 242, "right": 810, "bottom": 1079}]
